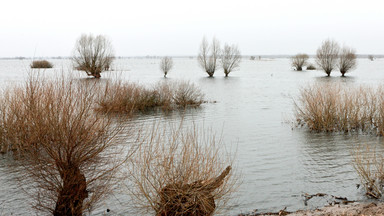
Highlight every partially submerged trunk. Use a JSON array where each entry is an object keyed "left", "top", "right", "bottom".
[
  {"left": 54, "top": 165, "right": 88, "bottom": 216},
  {"left": 224, "top": 69, "right": 230, "bottom": 77},
  {"left": 207, "top": 71, "right": 214, "bottom": 77},
  {"left": 156, "top": 166, "right": 231, "bottom": 216}
]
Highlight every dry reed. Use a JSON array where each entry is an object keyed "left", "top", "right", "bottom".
[
  {"left": 295, "top": 83, "right": 384, "bottom": 135},
  {"left": 30, "top": 60, "right": 53, "bottom": 68},
  {"left": 0, "top": 74, "right": 132, "bottom": 215},
  {"left": 352, "top": 144, "right": 384, "bottom": 198},
  {"left": 126, "top": 122, "right": 237, "bottom": 216},
  {"left": 97, "top": 80, "right": 204, "bottom": 114}
]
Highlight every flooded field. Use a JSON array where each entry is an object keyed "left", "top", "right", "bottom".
[{"left": 1, "top": 57, "right": 384, "bottom": 215}]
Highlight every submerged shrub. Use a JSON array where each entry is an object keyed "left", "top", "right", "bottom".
[
  {"left": 220, "top": 44, "right": 241, "bottom": 77},
  {"left": 291, "top": 54, "right": 309, "bottom": 71},
  {"left": 97, "top": 80, "right": 204, "bottom": 114},
  {"left": 338, "top": 46, "right": 357, "bottom": 77},
  {"left": 0, "top": 74, "right": 130, "bottom": 215},
  {"left": 295, "top": 83, "right": 384, "bottom": 135},
  {"left": 353, "top": 145, "right": 384, "bottom": 199},
  {"left": 126, "top": 122, "right": 237, "bottom": 215},
  {"left": 160, "top": 56, "right": 174, "bottom": 78},
  {"left": 173, "top": 81, "right": 204, "bottom": 107},
  {"left": 198, "top": 37, "right": 220, "bottom": 77},
  {"left": 30, "top": 60, "right": 53, "bottom": 68},
  {"left": 316, "top": 39, "right": 340, "bottom": 76},
  {"left": 306, "top": 64, "right": 316, "bottom": 70},
  {"left": 72, "top": 34, "right": 115, "bottom": 78}
]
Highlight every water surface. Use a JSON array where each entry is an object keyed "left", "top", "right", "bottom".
[{"left": 1, "top": 58, "right": 384, "bottom": 215}]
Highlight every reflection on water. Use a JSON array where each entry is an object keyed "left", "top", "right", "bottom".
[{"left": 1, "top": 58, "right": 384, "bottom": 215}]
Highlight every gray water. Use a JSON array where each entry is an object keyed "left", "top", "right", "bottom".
[{"left": 1, "top": 58, "right": 384, "bottom": 215}]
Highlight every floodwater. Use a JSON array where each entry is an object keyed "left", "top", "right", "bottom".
[{"left": 1, "top": 57, "right": 384, "bottom": 215}]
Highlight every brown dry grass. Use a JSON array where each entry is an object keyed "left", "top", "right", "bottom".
[
  {"left": 126, "top": 122, "right": 237, "bottom": 216},
  {"left": 30, "top": 60, "right": 53, "bottom": 69},
  {"left": 97, "top": 80, "right": 204, "bottom": 114},
  {"left": 0, "top": 74, "right": 132, "bottom": 215},
  {"left": 295, "top": 83, "right": 384, "bottom": 135}
]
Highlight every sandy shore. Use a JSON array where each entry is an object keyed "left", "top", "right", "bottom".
[{"left": 240, "top": 202, "right": 384, "bottom": 216}]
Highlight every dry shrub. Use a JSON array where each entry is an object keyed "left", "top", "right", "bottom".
[
  {"left": 295, "top": 83, "right": 384, "bottom": 135},
  {"left": 126, "top": 122, "right": 237, "bottom": 216},
  {"left": 97, "top": 80, "right": 204, "bottom": 114},
  {"left": 0, "top": 74, "right": 131, "bottom": 215},
  {"left": 30, "top": 60, "right": 53, "bottom": 69},
  {"left": 72, "top": 34, "right": 115, "bottom": 78},
  {"left": 291, "top": 53, "right": 309, "bottom": 71},
  {"left": 352, "top": 145, "right": 384, "bottom": 199},
  {"left": 306, "top": 64, "right": 316, "bottom": 70},
  {"left": 172, "top": 81, "right": 204, "bottom": 108}
]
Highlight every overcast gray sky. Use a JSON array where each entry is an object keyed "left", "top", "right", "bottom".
[{"left": 1, "top": 0, "right": 383, "bottom": 57}]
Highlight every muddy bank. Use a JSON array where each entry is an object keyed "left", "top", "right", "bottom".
[{"left": 239, "top": 202, "right": 384, "bottom": 216}]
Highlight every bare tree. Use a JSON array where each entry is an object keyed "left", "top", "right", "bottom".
[
  {"left": 291, "top": 53, "right": 309, "bottom": 71},
  {"left": 160, "top": 56, "right": 174, "bottom": 78},
  {"left": 72, "top": 34, "right": 115, "bottom": 78},
  {"left": 338, "top": 46, "right": 357, "bottom": 77},
  {"left": 198, "top": 37, "right": 221, "bottom": 77},
  {"left": 0, "top": 74, "right": 131, "bottom": 215},
  {"left": 316, "top": 39, "right": 340, "bottom": 76},
  {"left": 221, "top": 44, "right": 241, "bottom": 77}
]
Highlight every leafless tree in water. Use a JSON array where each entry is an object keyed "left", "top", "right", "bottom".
[
  {"left": 220, "top": 44, "right": 241, "bottom": 77},
  {"left": 160, "top": 56, "right": 174, "bottom": 78},
  {"left": 0, "top": 74, "right": 132, "bottom": 215},
  {"left": 72, "top": 34, "right": 115, "bottom": 78},
  {"left": 198, "top": 37, "right": 221, "bottom": 77},
  {"left": 338, "top": 46, "right": 357, "bottom": 77},
  {"left": 291, "top": 53, "right": 309, "bottom": 71},
  {"left": 316, "top": 39, "right": 340, "bottom": 76}
]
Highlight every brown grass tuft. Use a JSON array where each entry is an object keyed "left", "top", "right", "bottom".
[
  {"left": 126, "top": 122, "right": 237, "bottom": 216},
  {"left": 295, "top": 83, "right": 384, "bottom": 135},
  {"left": 30, "top": 60, "right": 53, "bottom": 69}
]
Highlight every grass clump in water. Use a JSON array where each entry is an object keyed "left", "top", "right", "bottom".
[
  {"left": 295, "top": 83, "right": 384, "bottom": 135},
  {"left": 306, "top": 64, "right": 316, "bottom": 70},
  {"left": 30, "top": 60, "right": 53, "bottom": 68},
  {"left": 97, "top": 80, "right": 204, "bottom": 114}
]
